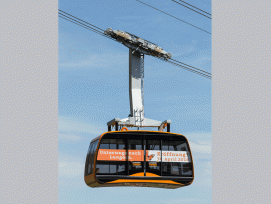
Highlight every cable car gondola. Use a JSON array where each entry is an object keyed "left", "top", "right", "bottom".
[
  {"left": 84, "top": 128, "right": 194, "bottom": 189},
  {"left": 84, "top": 28, "right": 194, "bottom": 189}
]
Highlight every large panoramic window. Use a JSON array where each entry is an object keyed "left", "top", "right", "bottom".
[
  {"left": 96, "top": 138, "right": 126, "bottom": 174},
  {"left": 85, "top": 140, "right": 99, "bottom": 176},
  {"left": 162, "top": 140, "right": 192, "bottom": 176},
  {"left": 93, "top": 136, "right": 192, "bottom": 177}
]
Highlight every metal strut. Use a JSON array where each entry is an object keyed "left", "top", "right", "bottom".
[
  {"left": 141, "top": 54, "right": 145, "bottom": 121},
  {"left": 107, "top": 41, "right": 171, "bottom": 131},
  {"left": 129, "top": 49, "right": 144, "bottom": 127}
]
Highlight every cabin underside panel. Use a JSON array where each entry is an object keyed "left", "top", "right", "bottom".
[{"left": 96, "top": 175, "right": 193, "bottom": 185}]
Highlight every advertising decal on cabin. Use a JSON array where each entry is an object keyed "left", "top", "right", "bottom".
[{"left": 97, "top": 149, "right": 190, "bottom": 162}]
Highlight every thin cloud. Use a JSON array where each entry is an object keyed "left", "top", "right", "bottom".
[
  {"left": 189, "top": 141, "right": 211, "bottom": 154},
  {"left": 150, "top": 94, "right": 211, "bottom": 103},
  {"left": 59, "top": 133, "right": 82, "bottom": 142},
  {"left": 59, "top": 115, "right": 105, "bottom": 135},
  {"left": 194, "top": 166, "right": 212, "bottom": 187},
  {"left": 162, "top": 198, "right": 210, "bottom": 204},
  {"left": 171, "top": 43, "right": 198, "bottom": 58},
  {"left": 59, "top": 152, "right": 85, "bottom": 178},
  {"left": 59, "top": 161, "right": 84, "bottom": 178},
  {"left": 185, "top": 132, "right": 212, "bottom": 140},
  {"left": 188, "top": 56, "right": 211, "bottom": 69},
  {"left": 59, "top": 53, "right": 127, "bottom": 69},
  {"left": 184, "top": 132, "right": 212, "bottom": 154}
]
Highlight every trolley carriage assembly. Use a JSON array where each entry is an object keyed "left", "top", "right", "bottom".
[
  {"left": 104, "top": 28, "right": 172, "bottom": 60},
  {"left": 84, "top": 28, "right": 194, "bottom": 189}
]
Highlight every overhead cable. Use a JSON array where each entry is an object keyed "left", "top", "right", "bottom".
[
  {"left": 167, "top": 59, "right": 211, "bottom": 78},
  {"left": 172, "top": 0, "right": 211, "bottom": 19},
  {"left": 135, "top": 0, "right": 211, "bottom": 35},
  {"left": 58, "top": 10, "right": 211, "bottom": 79},
  {"left": 59, "top": 9, "right": 104, "bottom": 31},
  {"left": 58, "top": 11, "right": 119, "bottom": 43},
  {"left": 177, "top": 0, "right": 211, "bottom": 16},
  {"left": 171, "top": 59, "right": 211, "bottom": 76}
]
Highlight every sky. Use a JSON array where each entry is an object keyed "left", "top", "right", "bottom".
[{"left": 58, "top": 0, "right": 212, "bottom": 203}]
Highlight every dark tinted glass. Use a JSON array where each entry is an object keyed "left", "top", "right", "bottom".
[
  {"left": 117, "top": 164, "right": 126, "bottom": 173},
  {"left": 110, "top": 164, "right": 117, "bottom": 173},
  {"left": 146, "top": 140, "right": 161, "bottom": 176},
  {"left": 87, "top": 140, "right": 99, "bottom": 175},
  {"left": 99, "top": 139, "right": 110, "bottom": 149},
  {"left": 93, "top": 140, "right": 99, "bottom": 153},
  {"left": 96, "top": 164, "right": 109, "bottom": 173},
  {"left": 182, "top": 163, "right": 192, "bottom": 174},
  {"left": 100, "top": 139, "right": 125, "bottom": 150},
  {"left": 118, "top": 139, "right": 126, "bottom": 149},
  {"left": 129, "top": 140, "right": 142, "bottom": 150},
  {"left": 162, "top": 163, "right": 185, "bottom": 176},
  {"left": 169, "top": 141, "right": 176, "bottom": 151},
  {"left": 87, "top": 143, "right": 93, "bottom": 154},
  {"left": 109, "top": 139, "right": 117, "bottom": 149},
  {"left": 162, "top": 140, "right": 188, "bottom": 151},
  {"left": 168, "top": 140, "right": 187, "bottom": 151},
  {"left": 85, "top": 142, "right": 94, "bottom": 176},
  {"left": 91, "top": 141, "right": 96, "bottom": 153},
  {"left": 162, "top": 163, "right": 170, "bottom": 175},
  {"left": 171, "top": 163, "right": 181, "bottom": 175},
  {"left": 161, "top": 139, "right": 192, "bottom": 176},
  {"left": 147, "top": 140, "right": 160, "bottom": 150},
  {"left": 162, "top": 140, "right": 168, "bottom": 150},
  {"left": 96, "top": 137, "right": 127, "bottom": 175},
  {"left": 128, "top": 139, "right": 143, "bottom": 175}
]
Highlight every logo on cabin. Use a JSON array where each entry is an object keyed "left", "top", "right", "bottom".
[{"left": 147, "top": 154, "right": 155, "bottom": 161}]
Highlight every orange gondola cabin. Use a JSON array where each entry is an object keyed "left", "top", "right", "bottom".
[{"left": 84, "top": 129, "right": 194, "bottom": 189}]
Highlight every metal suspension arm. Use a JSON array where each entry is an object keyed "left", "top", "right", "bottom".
[{"left": 129, "top": 49, "right": 144, "bottom": 126}]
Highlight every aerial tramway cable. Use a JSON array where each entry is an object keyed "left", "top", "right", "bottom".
[
  {"left": 135, "top": 0, "right": 211, "bottom": 34},
  {"left": 58, "top": 10, "right": 212, "bottom": 79},
  {"left": 172, "top": 0, "right": 212, "bottom": 18}
]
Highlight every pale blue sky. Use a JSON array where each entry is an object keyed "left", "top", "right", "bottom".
[{"left": 59, "top": 0, "right": 212, "bottom": 203}]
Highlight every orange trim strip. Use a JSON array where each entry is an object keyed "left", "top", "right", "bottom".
[
  {"left": 107, "top": 179, "right": 181, "bottom": 185},
  {"left": 130, "top": 172, "right": 160, "bottom": 177},
  {"left": 103, "top": 130, "right": 185, "bottom": 136}
]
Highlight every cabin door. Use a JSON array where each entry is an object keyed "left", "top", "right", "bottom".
[
  {"left": 145, "top": 140, "right": 162, "bottom": 176},
  {"left": 128, "top": 139, "right": 162, "bottom": 177},
  {"left": 128, "top": 139, "right": 144, "bottom": 176}
]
